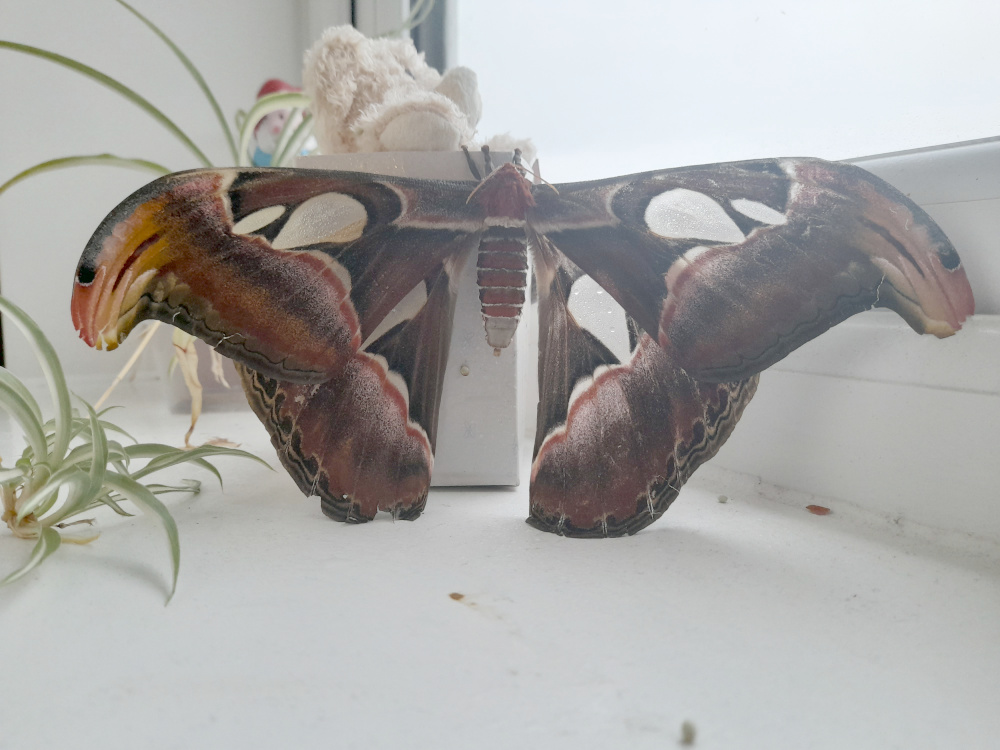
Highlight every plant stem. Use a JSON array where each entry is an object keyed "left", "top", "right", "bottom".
[{"left": 0, "top": 155, "right": 170, "bottom": 197}]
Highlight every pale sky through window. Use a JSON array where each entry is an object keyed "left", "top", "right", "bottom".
[{"left": 456, "top": 0, "right": 999, "bottom": 180}]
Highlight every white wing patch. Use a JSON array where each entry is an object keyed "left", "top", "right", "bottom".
[
  {"left": 231, "top": 205, "right": 286, "bottom": 235},
  {"left": 566, "top": 275, "right": 630, "bottom": 363},
  {"left": 645, "top": 189, "right": 744, "bottom": 244},
  {"left": 273, "top": 192, "right": 368, "bottom": 249},
  {"left": 731, "top": 198, "right": 787, "bottom": 226}
]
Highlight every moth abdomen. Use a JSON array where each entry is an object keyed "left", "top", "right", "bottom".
[{"left": 477, "top": 226, "right": 528, "bottom": 350}]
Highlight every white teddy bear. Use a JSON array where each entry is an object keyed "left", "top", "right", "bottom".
[{"left": 302, "top": 25, "right": 533, "bottom": 162}]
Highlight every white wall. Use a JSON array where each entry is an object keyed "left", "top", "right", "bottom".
[{"left": 0, "top": 0, "right": 311, "bottom": 378}]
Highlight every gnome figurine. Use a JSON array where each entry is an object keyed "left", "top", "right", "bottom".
[{"left": 248, "top": 78, "right": 313, "bottom": 167}]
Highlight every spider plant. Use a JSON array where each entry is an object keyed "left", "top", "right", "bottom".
[
  {"left": 0, "top": 296, "right": 268, "bottom": 602},
  {"left": 0, "top": 0, "right": 314, "bottom": 422}
]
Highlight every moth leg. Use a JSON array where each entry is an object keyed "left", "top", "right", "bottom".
[{"left": 462, "top": 145, "right": 483, "bottom": 181}]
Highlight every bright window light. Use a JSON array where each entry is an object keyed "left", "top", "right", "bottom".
[{"left": 456, "top": 0, "right": 1000, "bottom": 180}]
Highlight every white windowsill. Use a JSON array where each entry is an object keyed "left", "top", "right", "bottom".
[{"left": 1, "top": 376, "right": 998, "bottom": 748}]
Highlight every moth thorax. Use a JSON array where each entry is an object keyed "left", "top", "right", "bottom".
[
  {"left": 468, "top": 162, "right": 535, "bottom": 220},
  {"left": 477, "top": 227, "right": 528, "bottom": 350}
]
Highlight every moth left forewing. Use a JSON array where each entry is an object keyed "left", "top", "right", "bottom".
[{"left": 71, "top": 168, "right": 479, "bottom": 384}]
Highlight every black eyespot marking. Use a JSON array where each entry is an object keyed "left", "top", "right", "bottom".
[
  {"left": 77, "top": 264, "right": 96, "bottom": 285},
  {"left": 937, "top": 244, "right": 962, "bottom": 271}
]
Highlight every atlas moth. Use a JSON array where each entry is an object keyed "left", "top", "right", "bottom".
[{"left": 71, "top": 148, "right": 974, "bottom": 537}]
